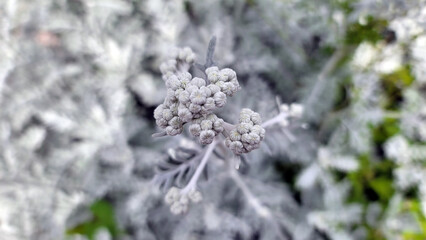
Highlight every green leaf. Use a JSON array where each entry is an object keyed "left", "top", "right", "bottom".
[
  {"left": 345, "top": 16, "right": 388, "bottom": 45},
  {"left": 66, "top": 200, "right": 122, "bottom": 239},
  {"left": 381, "top": 65, "right": 415, "bottom": 110},
  {"left": 402, "top": 232, "right": 426, "bottom": 240},
  {"left": 371, "top": 117, "right": 400, "bottom": 145},
  {"left": 370, "top": 177, "right": 394, "bottom": 201}
]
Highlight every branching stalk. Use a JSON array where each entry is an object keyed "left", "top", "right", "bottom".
[
  {"left": 181, "top": 137, "right": 218, "bottom": 193},
  {"left": 229, "top": 168, "right": 272, "bottom": 219}
]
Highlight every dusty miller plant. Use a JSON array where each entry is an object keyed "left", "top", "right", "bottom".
[{"left": 151, "top": 37, "right": 303, "bottom": 218}]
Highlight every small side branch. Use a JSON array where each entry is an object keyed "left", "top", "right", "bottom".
[
  {"left": 181, "top": 138, "right": 218, "bottom": 193},
  {"left": 229, "top": 169, "right": 271, "bottom": 218},
  {"left": 152, "top": 131, "right": 167, "bottom": 138},
  {"left": 229, "top": 168, "right": 290, "bottom": 239}
]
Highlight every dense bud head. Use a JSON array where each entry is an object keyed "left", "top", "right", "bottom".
[
  {"left": 186, "top": 85, "right": 198, "bottom": 94},
  {"left": 164, "top": 187, "right": 203, "bottom": 215},
  {"left": 165, "top": 75, "right": 180, "bottom": 90},
  {"left": 213, "top": 118, "right": 225, "bottom": 132},
  {"left": 162, "top": 109, "right": 173, "bottom": 121},
  {"left": 200, "top": 130, "right": 215, "bottom": 144},
  {"left": 170, "top": 202, "right": 188, "bottom": 215},
  {"left": 155, "top": 48, "right": 242, "bottom": 141},
  {"left": 208, "top": 84, "right": 221, "bottom": 94},
  {"left": 190, "top": 89, "right": 207, "bottom": 105},
  {"left": 205, "top": 66, "right": 240, "bottom": 96},
  {"left": 200, "top": 86, "right": 212, "bottom": 96},
  {"left": 154, "top": 104, "right": 164, "bottom": 119},
  {"left": 250, "top": 112, "right": 262, "bottom": 125},
  {"left": 205, "top": 66, "right": 219, "bottom": 75},
  {"left": 239, "top": 114, "right": 252, "bottom": 123},
  {"left": 221, "top": 68, "right": 237, "bottom": 79},
  {"left": 156, "top": 118, "right": 168, "bottom": 127},
  {"left": 191, "top": 77, "right": 206, "bottom": 87},
  {"left": 189, "top": 123, "right": 201, "bottom": 137},
  {"left": 178, "top": 47, "right": 196, "bottom": 64},
  {"left": 229, "top": 129, "right": 241, "bottom": 141},
  {"left": 177, "top": 72, "right": 192, "bottom": 85},
  {"left": 187, "top": 189, "right": 203, "bottom": 203},
  {"left": 165, "top": 187, "right": 180, "bottom": 204},
  {"left": 225, "top": 109, "right": 265, "bottom": 154},
  {"left": 178, "top": 91, "right": 190, "bottom": 104},
  {"left": 189, "top": 103, "right": 202, "bottom": 113},
  {"left": 169, "top": 116, "right": 182, "bottom": 127},
  {"left": 166, "top": 126, "right": 183, "bottom": 136},
  {"left": 154, "top": 101, "right": 184, "bottom": 136},
  {"left": 206, "top": 67, "right": 220, "bottom": 83},
  {"left": 188, "top": 114, "right": 224, "bottom": 144},
  {"left": 213, "top": 92, "right": 226, "bottom": 107},
  {"left": 203, "top": 98, "right": 216, "bottom": 112},
  {"left": 289, "top": 103, "right": 304, "bottom": 118},
  {"left": 201, "top": 119, "right": 213, "bottom": 130},
  {"left": 237, "top": 123, "right": 251, "bottom": 134},
  {"left": 225, "top": 140, "right": 244, "bottom": 154},
  {"left": 178, "top": 106, "right": 193, "bottom": 122},
  {"left": 251, "top": 125, "right": 266, "bottom": 138},
  {"left": 160, "top": 59, "right": 177, "bottom": 75}
]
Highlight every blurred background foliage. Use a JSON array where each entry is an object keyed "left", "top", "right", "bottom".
[{"left": 1, "top": 0, "right": 426, "bottom": 239}]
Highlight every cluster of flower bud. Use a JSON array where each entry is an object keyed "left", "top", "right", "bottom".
[
  {"left": 280, "top": 103, "right": 304, "bottom": 118},
  {"left": 206, "top": 67, "right": 240, "bottom": 96},
  {"left": 278, "top": 103, "right": 304, "bottom": 127},
  {"left": 164, "top": 72, "right": 192, "bottom": 105},
  {"left": 189, "top": 114, "right": 225, "bottom": 144},
  {"left": 164, "top": 187, "right": 203, "bottom": 215},
  {"left": 225, "top": 109, "right": 266, "bottom": 155},
  {"left": 154, "top": 47, "right": 241, "bottom": 142},
  {"left": 159, "top": 47, "right": 196, "bottom": 79},
  {"left": 153, "top": 102, "right": 183, "bottom": 136},
  {"left": 177, "top": 77, "right": 227, "bottom": 122}
]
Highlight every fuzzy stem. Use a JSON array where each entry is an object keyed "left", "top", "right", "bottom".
[
  {"left": 229, "top": 168, "right": 271, "bottom": 218},
  {"left": 220, "top": 121, "right": 235, "bottom": 138},
  {"left": 229, "top": 167, "right": 289, "bottom": 239},
  {"left": 181, "top": 138, "right": 218, "bottom": 193},
  {"left": 151, "top": 153, "right": 203, "bottom": 186},
  {"left": 152, "top": 131, "right": 167, "bottom": 138},
  {"left": 222, "top": 121, "right": 235, "bottom": 131}
]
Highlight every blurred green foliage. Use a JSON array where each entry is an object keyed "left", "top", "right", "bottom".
[
  {"left": 347, "top": 155, "right": 395, "bottom": 205},
  {"left": 345, "top": 16, "right": 388, "bottom": 45},
  {"left": 332, "top": 0, "right": 358, "bottom": 14},
  {"left": 381, "top": 65, "right": 415, "bottom": 110},
  {"left": 401, "top": 200, "right": 426, "bottom": 239},
  {"left": 346, "top": 154, "right": 395, "bottom": 240},
  {"left": 67, "top": 200, "right": 121, "bottom": 240},
  {"left": 331, "top": 12, "right": 423, "bottom": 238},
  {"left": 371, "top": 118, "right": 400, "bottom": 146}
]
